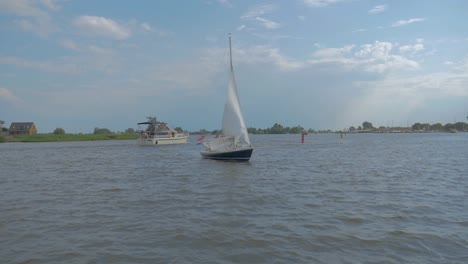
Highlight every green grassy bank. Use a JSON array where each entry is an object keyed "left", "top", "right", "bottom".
[{"left": 2, "top": 133, "right": 139, "bottom": 143}]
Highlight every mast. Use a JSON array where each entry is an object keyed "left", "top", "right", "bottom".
[{"left": 229, "top": 33, "right": 233, "bottom": 71}]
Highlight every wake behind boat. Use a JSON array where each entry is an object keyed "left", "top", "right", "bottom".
[
  {"left": 137, "top": 117, "right": 189, "bottom": 146},
  {"left": 200, "top": 34, "right": 253, "bottom": 161}
]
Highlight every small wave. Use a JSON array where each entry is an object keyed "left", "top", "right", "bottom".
[
  {"left": 336, "top": 216, "right": 365, "bottom": 224},
  {"left": 387, "top": 230, "right": 408, "bottom": 236},
  {"left": 303, "top": 224, "right": 336, "bottom": 231},
  {"left": 225, "top": 252, "right": 266, "bottom": 263},
  {"left": 304, "top": 203, "right": 320, "bottom": 208},
  {"left": 98, "top": 188, "right": 125, "bottom": 193},
  {"left": 316, "top": 234, "right": 343, "bottom": 244},
  {"left": 383, "top": 214, "right": 407, "bottom": 221}
]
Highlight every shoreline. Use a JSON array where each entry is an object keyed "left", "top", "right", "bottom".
[
  {"left": 1, "top": 131, "right": 465, "bottom": 143},
  {"left": 1, "top": 133, "right": 138, "bottom": 143}
]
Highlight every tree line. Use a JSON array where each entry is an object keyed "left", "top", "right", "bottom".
[
  {"left": 347, "top": 121, "right": 467, "bottom": 132},
  {"left": 2, "top": 119, "right": 466, "bottom": 139}
]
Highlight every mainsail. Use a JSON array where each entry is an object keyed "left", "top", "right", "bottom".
[{"left": 221, "top": 35, "right": 251, "bottom": 146}]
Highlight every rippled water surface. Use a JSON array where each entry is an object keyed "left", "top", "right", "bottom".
[{"left": 1, "top": 133, "right": 467, "bottom": 263}]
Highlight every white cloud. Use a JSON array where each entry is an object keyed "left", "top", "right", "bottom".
[
  {"left": 133, "top": 21, "right": 169, "bottom": 36},
  {"left": 0, "top": 0, "right": 46, "bottom": 17},
  {"left": 231, "top": 46, "right": 305, "bottom": 71},
  {"left": 351, "top": 70, "right": 468, "bottom": 117},
  {"left": 73, "top": 15, "right": 131, "bottom": 40},
  {"left": 0, "top": 87, "right": 21, "bottom": 103},
  {"left": 0, "top": 0, "right": 59, "bottom": 36},
  {"left": 237, "top": 24, "right": 246, "bottom": 31},
  {"left": 356, "top": 42, "right": 420, "bottom": 73},
  {"left": 59, "top": 39, "right": 81, "bottom": 51},
  {"left": 399, "top": 39, "right": 425, "bottom": 53},
  {"left": 0, "top": 57, "right": 80, "bottom": 74},
  {"left": 313, "top": 45, "right": 354, "bottom": 58},
  {"left": 172, "top": 45, "right": 306, "bottom": 81},
  {"left": 20, "top": 18, "right": 57, "bottom": 37},
  {"left": 353, "top": 28, "right": 367, "bottom": 33},
  {"left": 266, "top": 49, "right": 305, "bottom": 71},
  {"left": 39, "top": 0, "right": 62, "bottom": 11},
  {"left": 59, "top": 40, "right": 113, "bottom": 54},
  {"left": 342, "top": 60, "right": 468, "bottom": 127},
  {"left": 200, "top": 40, "right": 423, "bottom": 75},
  {"left": 309, "top": 41, "right": 420, "bottom": 73},
  {"left": 368, "top": 5, "right": 387, "bottom": 14},
  {"left": 250, "top": 33, "right": 299, "bottom": 41},
  {"left": 241, "top": 4, "right": 276, "bottom": 20},
  {"left": 304, "top": 0, "right": 342, "bottom": 7},
  {"left": 255, "top": 17, "right": 280, "bottom": 29},
  {"left": 88, "top": 45, "right": 113, "bottom": 54},
  {"left": 310, "top": 45, "right": 357, "bottom": 68},
  {"left": 241, "top": 4, "right": 280, "bottom": 30},
  {"left": 0, "top": 53, "right": 121, "bottom": 75},
  {"left": 391, "top": 18, "right": 426, "bottom": 27},
  {"left": 140, "top": 22, "right": 152, "bottom": 32},
  {"left": 216, "top": 0, "right": 232, "bottom": 8}
]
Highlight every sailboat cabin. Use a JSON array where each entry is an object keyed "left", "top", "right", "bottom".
[{"left": 9, "top": 122, "right": 37, "bottom": 136}]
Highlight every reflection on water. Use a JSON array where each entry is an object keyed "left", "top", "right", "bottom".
[{"left": 1, "top": 133, "right": 467, "bottom": 263}]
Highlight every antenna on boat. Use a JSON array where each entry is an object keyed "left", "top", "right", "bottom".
[{"left": 229, "top": 33, "right": 233, "bottom": 71}]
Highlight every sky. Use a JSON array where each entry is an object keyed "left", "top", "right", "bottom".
[{"left": 1, "top": 0, "right": 467, "bottom": 133}]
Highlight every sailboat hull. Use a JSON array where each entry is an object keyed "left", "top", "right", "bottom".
[{"left": 200, "top": 147, "right": 253, "bottom": 161}]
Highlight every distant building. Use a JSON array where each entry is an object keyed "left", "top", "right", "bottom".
[{"left": 9, "top": 122, "right": 37, "bottom": 136}]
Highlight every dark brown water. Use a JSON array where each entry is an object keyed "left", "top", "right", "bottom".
[{"left": 1, "top": 133, "right": 467, "bottom": 263}]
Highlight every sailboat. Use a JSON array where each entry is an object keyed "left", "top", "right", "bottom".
[{"left": 200, "top": 34, "right": 254, "bottom": 161}]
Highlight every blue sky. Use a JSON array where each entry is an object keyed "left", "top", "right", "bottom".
[{"left": 1, "top": 0, "right": 467, "bottom": 133}]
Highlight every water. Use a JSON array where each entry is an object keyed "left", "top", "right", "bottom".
[{"left": 1, "top": 133, "right": 467, "bottom": 263}]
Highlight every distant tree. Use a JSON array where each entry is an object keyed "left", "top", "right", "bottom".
[
  {"left": 199, "top": 129, "right": 208, "bottom": 134},
  {"left": 1, "top": 127, "right": 7, "bottom": 132},
  {"left": 0, "top": 135, "right": 5, "bottom": 143},
  {"left": 146, "top": 116, "right": 157, "bottom": 123},
  {"left": 125, "top": 128, "right": 135, "bottom": 134},
  {"left": 53, "top": 128, "right": 65, "bottom": 135},
  {"left": 349, "top": 126, "right": 356, "bottom": 132},
  {"left": 362, "top": 121, "right": 374, "bottom": 130},
  {"left": 270, "top": 123, "right": 284, "bottom": 134},
  {"left": 211, "top": 129, "right": 221, "bottom": 135},
  {"left": 94, "top": 127, "right": 112, "bottom": 134},
  {"left": 421, "top": 123, "right": 431, "bottom": 130},
  {"left": 174, "top": 127, "right": 183, "bottom": 133},
  {"left": 430, "top": 123, "right": 444, "bottom": 131},
  {"left": 444, "top": 123, "right": 455, "bottom": 131},
  {"left": 358, "top": 126, "right": 362, "bottom": 130},
  {"left": 454, "top": 122, "right": 465, "bottom": 131},
  {"left": 145, "top": 116, "right": 158, "bottom": 132},
  {"left": 247, "top": 127, "right": 257, "bottom": 134},
  {"left": 412, "top": 123, "right": 422, "bottom": 130}
]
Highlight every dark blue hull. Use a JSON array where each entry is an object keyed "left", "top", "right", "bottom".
[{"left": 200, "top": 147, "right": 253, "bottom": 161}]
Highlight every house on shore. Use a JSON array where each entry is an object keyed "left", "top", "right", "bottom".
[{"left": 9, "top": 122, "right": 37, "bottom": 136}]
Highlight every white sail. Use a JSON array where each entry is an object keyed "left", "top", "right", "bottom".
[
  {"left": 221, "top": 36, "right": 251, "bottom": 145},
  {"left": 222, "top": 68, "right": 250, "bottom": 145}
]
